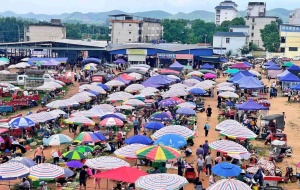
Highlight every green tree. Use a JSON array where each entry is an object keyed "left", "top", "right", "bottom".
[
  {"left": 225, "top": 50, "right": 233, "bottom": 57},
  {"left": 260, "top": 21, "right": 280, "bottom": 52},
  {"left": 240, "top": 45, "right": 250, "bottom": 55},
  {"left": 230, "top": 17, "right": 246, "bottom": 26},
  {"left": 162, "top": 19, "right": 190, "bottom": 43},
  {"left": 216, "top": 17, "right": 245, "bottom": 32},
  {"left": 249, "top": 42, "right": 259, "bottom": 51}
]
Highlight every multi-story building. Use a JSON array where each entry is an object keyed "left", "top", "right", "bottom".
[
  {"left": 24, "top": 19, "right": 66, "bottom": 42},
  {"left": 289, "top": 9, "right": 300, "bottom": 26},
  {"left": 109, "top": 14, "right": 163, "bottom": 44},
  {"left": 279, "top": 24, "right": 300, "bottom": 57},
  {"left": 215, "top": 0, "right": 238, "bottom": 26},
  {"left": 246, "top": 2, "right": 266, "bottom": 17},
  {"left": 229, "top": 25, "right": 250, "bottom": 34}
]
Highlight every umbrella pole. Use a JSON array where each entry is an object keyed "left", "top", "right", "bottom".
[{"left": 107, "top": 179, "right": 108, "bottom": 190}]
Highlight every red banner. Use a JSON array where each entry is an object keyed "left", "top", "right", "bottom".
[{"left": 176, "top": 54, "right": 194, "bottom": 60}]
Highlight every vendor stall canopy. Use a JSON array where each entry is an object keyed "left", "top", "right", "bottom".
[{"left": 169, "top": 61, "right": 184, "bottom": 72}]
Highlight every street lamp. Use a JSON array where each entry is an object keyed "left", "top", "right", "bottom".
[{"left": 204, "top": 34, "right": 208, "bottom": 46}]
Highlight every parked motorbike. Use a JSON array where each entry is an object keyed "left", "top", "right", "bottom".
[{"left": 275, "top": 163, "right": 298, "bottom": 183}]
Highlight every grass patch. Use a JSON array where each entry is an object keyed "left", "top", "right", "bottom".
[{"left": 253, "top": 145, "right": 269, "bottom": 157}]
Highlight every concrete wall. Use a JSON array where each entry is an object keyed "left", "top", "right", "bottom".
[
  {"left": 25, "top": 25, "right": 66, "bottom": 41},
  {"left": 247, "top": 4, "right": 266, "bottom": 17},
  {"left": 280, "top": 30, "right": 300, "bottom": 57},
  {"left": 110, "top": 22, "right": 140, "bottom": 44},
  {"left": 289, "top": 9, "right": 300, "bottom": 25},
  {"left": 230, "top": 27, "right": 249, "bottom": 34},
  {"left": 141, "top": 22, "right": 163, "bottom": 42},
  {"left": 216, "top": 9, "right": 237, "bottom": 25},
  {"left": 213, "top": 35, "right": 248, "bottom": 55},
  {"left": 245, "top": 17, "right": 277, "bottom": 49}
]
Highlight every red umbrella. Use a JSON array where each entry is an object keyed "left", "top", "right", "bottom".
[{"left": 91, "top": 166, "right": 148, "bottom": 183}]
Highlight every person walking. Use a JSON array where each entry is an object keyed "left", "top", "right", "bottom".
[
  {"left": 204, "top": 152, "right": 213, "bottom": 176},
  {"left": 79, "top": 167, "right": 88, "bottom": 190},
  {"left": 133, "top": 118, "right": 139, "bottom": 135},
  {"left": 196, "top": 145, "right": 204, "bottom": 158},
  {"left": 203, "top": 140, "right": 209, "bottom": 159},
  {"left": 287, "top": 88, "right": 291, "bottom": 102},
  {"left": 204, "top": 121, "right": 210, "bottom": 137},
  {"left": 52, "top": 150, "right": 60, "bottom": 165},
  {"left": 34, "top": 146, "right": 44, "bottom": 164},
  {"left": 117, "top": 132, "right": 122, "bottom": 149},
  {"left": 197, "top": 155, "right": 205, "bottom": 181},
  {"left": 206, "top": 105, "right": 212, "bottom": 121}
]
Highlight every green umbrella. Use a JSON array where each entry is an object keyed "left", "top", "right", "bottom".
[
  {"left": 224, "top": 69, "right": 239, "bottom": 74},
  {"left": 283, "top": 62, "right": 293, "bottom": 67},
  {"left": 199, "top": 69, "right": 216, "bottom": 74},
  {"left": 0, "top": 57, "right": 9, "bottom": 63},
  {"left": 74, "top": 145, "right": 94, "bottom": 153},
  {"left": 62, "top": 150, "right": 85, "bottom": 160},
  {"left": 35, "top": 61, "right": 46, "bottom": 67}
]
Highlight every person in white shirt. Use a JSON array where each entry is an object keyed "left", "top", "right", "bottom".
[
  {"left": 51, "top": 150, "right": 59, "bottom": 165},
  {"left": 185, "top": 146, "right": 192, "bottom": 157},
  {"left": 104, "top": 142, "right": 111, "bottom": 152}
]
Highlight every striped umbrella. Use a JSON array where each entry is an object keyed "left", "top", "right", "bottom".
[
  {"left": 79, "top": 84, "right": 107, "bottom": 94},
  {"left": 207, "top": 179, "right": 251, "bottom": 190},
  {"left": 8, "top": 117, "right": 35, "bottom": 129},
  {"left": 85, "top": 156, "right": 130, "bottom": 170},
  {"left": 29, "top": 163, "right": 64, "bottom": 180},
  {"left": 123, "top": 99, "right": 145, "bottom": 107},
  {"left": 71, "top": 110, "right": 99, "bottom": 118},
  {"left": 75, "top": 145, "right": 94, "bottom": 153},
  {"left": 62, "top": 150, "right": 85, "bottom": 160},
  {"left": 105, "top": 80, "right": 125, "bottom": 87},
  {"left": 152, "top": 125, "right": 194, "bottom": 140},
  {"left": 114, "top": 144, "right": 147, "bottom": 159},
  {"left": 135, "top": 174, "right": 188, "bottom": 190},
  {"left": 136, "top": 145, "right": 182, "bottom": 162},
  {"left": 0, "top": 162, "right": 29, "bottom": 180},
  {"left": 100, "top": 117, "right": 123, "bottom": 127},
  {"left": 43, "top": 134, "right": 73, "bottom": 146},
  {"left": 215, "top": 120, "right": 243, "bottom": 131},
  {"left": 220, "top": 126, "right": 257, "bottom": 140},
  {"left": 125, "top": 84, "right": 145, "bottom": 93},
  {"left": 46, "top": 99, "right": 79, "bottom": 109},
  {"left": 65, "top": 116, "right": 95, "bottom": 126},
  {"left": 10, "top": 157, "right": 36, "bottom": 167},
  {"left": 209, "top": 140, "right": 248, "bottom": 154},
  {"left": 74, "top": 132, "right": 102, "bottom": 143}
]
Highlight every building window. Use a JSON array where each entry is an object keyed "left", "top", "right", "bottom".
[
  {"left": 129, "top": 39, "right": 131, "bottom": 42},
  {"left": 129, "top": 24, "right": 131, "bottom": 26},
  {"left": 230, "top": 29, "right": 233, "bottom": 32},
  {"left": 280, "top": 48, "right": 285, "bottom": 53},
  {"left": 129, "top": 32, "right": 131, "bottom": 34},
  {"left": 226, "top": 38, "right": 230, "bottom": 43},
  {"left": 289, "top": 47, "right": 298, "bottom": 51},
  {"left": 252, "top": 18, "right": 255, "bottom": 22},
  {"left": 251, "top": 33, "right": 254, "bottom": 37},
  {"left": 281, "top": 37, "right": 286, "bottom": 43},
  {"left": 252, "top": 25, "right": 254, "bottom": 30}
]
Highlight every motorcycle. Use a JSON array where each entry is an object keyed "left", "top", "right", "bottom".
[{"left": 275, "top": 163, "right": 298, "bottom": 183}]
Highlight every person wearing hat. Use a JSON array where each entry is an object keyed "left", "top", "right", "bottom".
[
  {"left": 34, "top": 146, "right": 44, "bottom": 164},
  {"left": 37, "top": 181, "right": 47, "bottom": 190}
]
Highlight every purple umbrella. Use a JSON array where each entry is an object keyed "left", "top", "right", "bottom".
[
  {"left": 204, "top": 73, "right": 217, "bottom": 79},
  {"left": 113, "top": 59, "right": 127, "bottom": 64},
  {"left": 158, "top": 98, "right": 177, "bottom": 108},
  {"left": 66, "top": 160, "right": 84, "bottom": 168}
]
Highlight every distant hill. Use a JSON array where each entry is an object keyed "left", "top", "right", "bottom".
[{"left": 0, "top": 8, "right": 291, "bottom": 25}]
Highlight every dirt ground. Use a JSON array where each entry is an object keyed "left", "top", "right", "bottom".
[{"left": 2, "top": 62, "right": 300, "bottom": 189}]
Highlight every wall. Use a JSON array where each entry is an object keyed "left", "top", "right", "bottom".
[
  {"left": 280, "top": 25, "right": 300, "bottom": 57},
  {"left": 230, "top": 27, "right": 249, "bottom": 34},
  {"left": 110, "top": 21, "right": 140, "bottom": 44},
  {"left": 213, "top": 35, "right": 248, "bottom": 55},
  {"left": 141, "top": 22, "right": 163, "bottom": 42},
  {"left": 289, "top": 9, "right": 300, "bottom": 25},
  {"left": 245, "top": 17, "right": 277, "bottom": 49},
  {"left": 25, "top": 25, "right": 66, "bottom": 41},
  {"left": 247, "top": 4, "right": 266, "bottom": 17}
]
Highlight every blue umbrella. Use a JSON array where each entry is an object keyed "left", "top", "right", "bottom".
[
  {"left": 87, "top": 90, "right": 100, "bottom": 95},
  {"left": 8, "top": 117, "right": 35, "bottom": 129},
  {"left": 66, "top": 160, "right": 84, "bottom": 168},
  {"left": 189, "top": 87, "right": 206, "bottom": 95},
  {"left": 144, "top": 122, "right": 164, "bottom": 130},
  {"left": 158, "top": 98, "right": 177, "bottom": 107},
  {"left": 63, "top": 168, "right": 75, "bottom": 177},
  {"left": 101, "top": 113, "right": 125, "bottom": 121},
  {"left": 149, "top": 112, "right": 173, "bottom": 122},
  {"left": 10, "top": 157, "right": 37, "bottom": 167},
  {"left": 124, "top": 135, "right": 154, "bottom": 145},
  {"left": 93, "top": 132, "right": 107, "bottom": 141},
  {"left": 97, "top": 83, "right": 110, "bottom": 91},
  {"left": 212, "top": 162, "right": 242, "bottom": 177},
  {"left": 176, "top": 107, "right": 196, "bottom": 116},
  {"left": 154, "top": 134, "right": 187, "bottom": 149},
  {"left": 189, "top": 76, "right": 203, "bottom": 81}
]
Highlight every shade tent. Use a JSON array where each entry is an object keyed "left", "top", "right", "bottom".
[
  {"left": 287, "top": 64, "right": 300, "bottom": 76},
  {"left": 142, "top": 75, "right": 175, "bottom": 88},
  {"left": 243, "top": 61, "right": 253, "bottom": 66},
  {"left": 266, "top": 64, "right": 281, "bottom": 70},
  {"left": 263, "top": 61, "right": 276, "bottom": 67},
  {"left": 290, "top": 83, "right": 300, "bottom": 90},
  {"left": 113, "top": 59, "right": 127, "bottom": 64},
  {"left": 267, "top": 70, "right": 283, "bottom": 79},
  {"left": 239, "top": 77, "right": 264, "bottom": 89},
  {"left": 227, "top": 73, "right": 245, "bottom": 83},
  {"left": 235, "top": 99, "right": 269, "bottom": 110},
  {"left": 277, "top": 70, "right": 290, "bottom": 78},
  {"left": 283, "top": 62, "right": 293, "bottom": 67},
  {"left": 200, "top": 63, "right": 215, "bottom": 70},
  {"left": 114, "top": 76, "right": 131, "bottom": 84},
  {"left": 230, "top": 62, "right": 251, "bottom": 69},
  {"left": 279, "top": 72, "right": 300, "bottom": 82},
  {"left": 233, "top": 70, "right": 255, "bottom": 77},
  {"left": 169, "top": 61, "right": 184, "bottom": 72},
  {"left": 82, "top": 58, "right": 101, "bottom": 64}
]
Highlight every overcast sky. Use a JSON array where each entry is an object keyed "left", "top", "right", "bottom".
[{"left": 0, "top": 0, "right": 298, "bottom": 14}]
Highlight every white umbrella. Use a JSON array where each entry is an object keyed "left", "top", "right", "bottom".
[
  {"left": 94, "top": 104, "right": 116, "bottom": 113},
  {"left": 36, "top": 85, "right": 56, "bottom": 91},
  {"left": 193, "top": 82, "right": 213, "bottom": 90},
  {"left": 169, "top": 83, "right": 189, "bottom": 90},
  {"left": 218, "top": 91, "right": 239, "bottom": 98},
  {"left": 0, "top": 70, "right": 10, "bottom": 74},
  {"left": 177, "top": 102, "right": 196, "bottom": 109},
  {"left": 217, "top": 82, "right": 233, "bottom": 88},
  {"left": 167, "top": 75, "right": 180, "bottom": 80},
  {"left": 89, "top": 105, "right": 114, "bottom": 117},
  {"left": 46, "top": 99, "right": 79, "bottom": 109},
  {"left": 44, "top": 81, "right": 63, "bottom": 88},
  {"left": 183, "top": 79, "right": 201, "bottom": 86},
  {"left": 43, "top": 134, "right": 73, "bottom": 146},
  {"left": 140, "top": 87, "right": 160, "bottom": 96},
  {"left": 123, "top": 99, "right": 145, "bottom": 107},
  {"left": 65, "top": 116, "right": 95, "bottom": 126},
  {"left": 124, "top": 84, "right": 145, "bottom": 93},
  {"left": 218, "top": 86, "right": 236, "bottom": 92},
  {"left": 187, "top": 71, "right": 204, "bottom": 76},
  {"left": 128, "top": 72, "right": 143, "bottom": 80},
  {"left": 71, "top": 110, "right": 99, "bottom": 118},
  {"left": 78, "top": 91, "right": 96, "bottom": 97},
  {"left": 115, "top": 105, "right": 134, "bottom": 110},
  {"left": 202, "top": 80, "right": 216, "bottom": 85},
  {"left": 162, "top": 89, "right": 188, "bottom": 98},
  {"left": 79, "top": 84, "right": 106, "bottom": 94},
  {"left": 21, "top": 58, "right": 30, "bottom": 62},
  {"left": 249, "top": 70, "right": 261, "bottom": 76},
  {"left": 215, "top": 119, "right": 243, "bottom": 131},
  {"left": 14, "top": 62, "right": 31, "bottom": 69},
  {"left": 105, "top": 80, "right": 125, "bottom": 87},
  {"left": 54, "top": 80, "right": 66, "bottom": 86},
  {"left": 109, "top": 91, "right": 134, "bottom": 98},
  {"left": 85, "top": 156, "right": 130, "bottom": 170},
  {"left": 49, "top": 109, "right": 66, "bottom": 117}
]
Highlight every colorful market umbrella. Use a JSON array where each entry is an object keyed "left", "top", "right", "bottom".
[
  {"left": 125, "top": 135, "right": 154, "bottom": 145},
  {"left": 29, "top": 163, "right": 64, "bottom": 180},
  {"left": 63, "top": 168, "right": 74, "bottom": 177},
  {"left": 188, "top": 87, "right": 206, "bottom": 95},
  {"left": 97, "top": 83, "right": 110, "bottom": 91},
  {"left": 125, "top": 84, "right": 145, "bottom": 93},
  {"left": 162, "top": 89, "right": 188, "bottom": 98},
  {"left": 209, "top": 140, "right": 248, "bottom": 154},
  {"left": 135, "top": 174, "right": 188, "bottom": 190},
  {"left": 105, "top": 80, "right": 125, "bottom": 87},
  {"left": 176, "top": 107, "right": 196, "bottom": 116},
  {"left": 136, "top": 145, "right": 181, "bottom": 162},
  {"left": 93, "top": 132, "right": 107, "bottom": 141},
  {"left": 177, "top": 102, "right": 196, "bottom": 109},
  {"left": 43, "top": 134, "right": 73, "bottom": 146},
  {"left": 193, "top": 82, "right": 213, "bottom": 90},
  {"left": 212, "top": 162, "right": 242, "bottom": 177},
  {"left": 152, "top": 125, "right": 194, "bottom": 140},
  {"left": 101, "top": 113, "right": 126, "bottom": 121},
  {"left": 144, "top": 122, "right": 164, "bottom": 130},
  {"left": 158, "top": 98, "right": 177, "bottom": 108},
  {"left": 74, "top": 132, "right": 102, "bottom": 143},
  {"left": 74, "top": 145, "right": 94, "bottom": 153},
  {"left": 46, "top": 99, "right": 79, "bottom": 109},
  {"left": 224, "top": 69, "right": 239, "bottom": 74},
  {"left": 204, "top": 73, "right": 217, "bottom": 79},
  {"left": 215, "top": 119, "right": 243, "bottom": 131},
  {"left": 83, "top": 63, "right": 97, "bottom": 71},
  {"left": 8, "top": 117, "right": 35, "bottom": 129},
  {"left": 10, "top": 157, "right": 37, "bottom": 167},
  {"left": 123, "top": 99, "right": 145, "bottom": 107},
  {"left": 66, "top": 160, "right": 84, "bottom": 168},
  {"left": 283, "top": 62, "right": 293, "bottom": 67},
  {"left": 100, "top": 117, "right": 124, "bottom": 127},
  {"left": 199, "top": 69, "right": 216, "bottom": 74},
  {"left": 187, "top": 71, "right": 204, "bottom": 77},
  {"left": 62, "top": 150, "right": 85, "bottom": 160},
  {"left": 154, "top": 134, "right": 187, "bottom": 149},
  {"left": 219, "top": 126, "right": 257, "bottom": 140},
  {"left": 0, "top": 136, "right": 4, "bottom": 143},
  {"left": 114, "top": 144, "right": 148, "bottom": 159},
  {"left": 0, "top": 162, "right": 29, "bottom": 180},
  {"left": 149, "top": 112, "right": 173, "bottom": 122},
  {"left": 92, "top": 166, "right": 147, "bottom": 183},
  {"left": 65, "top": 116, "right": 95, "bottom": 126},
  {"left": 207, "top": 179, "right": 251, "bottom": 190},
  {"left": 85, "top": 156, "right": 130, "bottom": 170}
]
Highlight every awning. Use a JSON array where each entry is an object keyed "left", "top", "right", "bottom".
[
  {"left": 128, "top": 55, "right": 146, "bottom": 62},
  {"left": 0, "top": 128, "right": 9, "bottom": 134}
]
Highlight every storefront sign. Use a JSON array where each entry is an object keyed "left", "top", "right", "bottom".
[
  {"left": 176, "top": 54, "right": 194, "bottom": 59},
  {"left": 280, "top": 25, "right": 300, "bottom": 32},
  {"left": 126, "top": 49, "right": 147, "bottom": 55},
  {"left": 157, "top": 53, "right": 176, "bottom": 59}
]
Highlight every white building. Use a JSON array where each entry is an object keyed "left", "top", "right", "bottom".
[
  {"left": 246, "top": 2, "right": 266, "bottom": 17},
  {"left": 245, "top": 16, "right": 278, "bottom": 49},
  {"left": 213, "top": 32, "right": 249, "bottom": 55},
  {"left": 24, "top": 19, "right": 66, "bottom": 42},
  {"left": 289, "top": 9, "right": 300, "bottom": 26},
  {"left": 215, "top": 0, "right": 238, "bottom": 26},
  {"left": 109, "top": 14, "right": 163, "bottom": 44},
  {"left": 229, "top": 25, "right": 250, "bottom": 34}
]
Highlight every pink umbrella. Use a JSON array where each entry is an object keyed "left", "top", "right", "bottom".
[
  {"left": 204, "top": 73, "right": 217, "bottom": 79},
  {"left": 0, "top": 136, "right": 4, "bottom": 143},
  {"left": 100, "top": 117, "right": 124, "bottom": 127}
]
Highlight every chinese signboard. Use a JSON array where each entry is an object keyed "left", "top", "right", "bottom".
[
  {"left": 126, "top": 49, "right": 147, "bottom": 55},
  {"left": 176, "top": 54, "right": 194, "bottom": 59},
  {"left": 280, "top": 25, "right": 300, "bottom": 33},
  {"left": 157, "top": 53, "right": 193, "bottom": 59}
]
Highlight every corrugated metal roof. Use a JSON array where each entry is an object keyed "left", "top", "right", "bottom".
[{"left": 214, "top": 32, "right": 248, "bottom": 37}]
